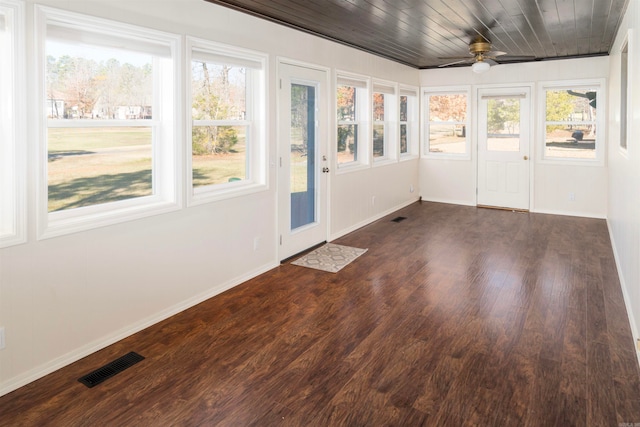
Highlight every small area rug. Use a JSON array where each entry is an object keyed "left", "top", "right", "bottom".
[{"left": 291, "top": 243, "right": 368, "bottom": 273}]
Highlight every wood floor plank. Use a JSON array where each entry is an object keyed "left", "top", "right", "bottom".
[{"left": 1, "top": 202, "right": 639, "bottom": 426}]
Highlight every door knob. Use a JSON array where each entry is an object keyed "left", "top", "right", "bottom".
[
  {"left": 322, "top": 167, "right": 330, "bottom": 173},
  {"left": 523, "top": 155, "right": 529, "bottom": 160}
]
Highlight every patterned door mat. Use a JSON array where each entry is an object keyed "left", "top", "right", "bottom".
[{"left": 291, "top": 243, "right": 368, "bottom": 273}]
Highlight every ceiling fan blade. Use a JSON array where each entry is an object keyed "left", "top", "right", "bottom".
[
  {"left": 437, "top": 56, "right": 473, "bottom": 60},
  {"left": 493, "top": 55, "right": 536, "bottom": 61},
  {"left": 488, "top": 50, "right": 507, "bottom": 57},
  {"left": 438, "top": 58, "right": 473, "bottom": 67}
]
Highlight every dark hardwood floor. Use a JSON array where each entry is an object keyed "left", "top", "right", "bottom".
[{"left": 1, "top": 202, "right": 639, "bottom": 426}]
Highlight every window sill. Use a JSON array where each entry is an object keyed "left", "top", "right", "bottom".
[
  {"left": 38, "top": 196, "right": 181, "bottom": 240},
  {"left": 188, "top": 181, "right": 268, "bottom": 207}
]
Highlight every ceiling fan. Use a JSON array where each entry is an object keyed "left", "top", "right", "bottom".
[{"left": 438, "top": 35, "right": 533, "bottom": 73}]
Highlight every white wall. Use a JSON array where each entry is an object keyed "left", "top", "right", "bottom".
[
  {"left": 419, "top": 56, "right": 610, "bottom": 218},
  {"left": 608, "top": 0, "right": 640, "bottom": 349},
  {"left": 0, "top": 0, "right": 419, "bottom": 396}
]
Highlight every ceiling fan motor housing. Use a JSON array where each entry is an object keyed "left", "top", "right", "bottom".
[{"left": 469, "top": 40, "right": 492, "bottom": 55}]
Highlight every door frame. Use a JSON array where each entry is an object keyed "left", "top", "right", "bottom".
[
  {"left": 276, "top": 57, "right": 331, "bottom": 261},
  {"left": 473, "top": 83, "right": 535, "bottom": 210}
]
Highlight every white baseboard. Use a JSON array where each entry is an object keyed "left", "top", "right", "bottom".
[
  {"left": 419, "top": 196, "right": 476, "bottom": 207},
  {"left": 0, "top": 261, "right": 279, "bottom": 398},
  {"left": 606, "top": 219, "right": 640, "bottom": 365},
  {"left": 531, "top": 208, "right": 606, "bottom": 219},
  {"left": 329, "top": 197, "right": 419, "bottom": 241}
]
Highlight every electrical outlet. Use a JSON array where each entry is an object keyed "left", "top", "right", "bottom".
[
  {"left": 371, "top": 196, "right": 376, "bottom": 206},
  {"left": 637, "top": 338, "right": 640, "bottom": 352},
  {"left": 253, "top": 237, "right": 260, "bottom": 251},
  {"left": 0, "top": 327, "right": 5, "bottom": 350},
  {"left": 410, "top": 184, "right": 414, "bottom": 193},
  {"left": 569, "top": 192, "right": 575, "bottom": 201}
]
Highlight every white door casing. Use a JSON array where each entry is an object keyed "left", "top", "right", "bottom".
[
  {"left": 477, "top": 87, "right": 531, "bottom": 210},
  {"left": 277, "top": 61, "right": 329, "bottom": 260}
]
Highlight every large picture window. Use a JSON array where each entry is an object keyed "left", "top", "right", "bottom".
[
  {"left": 37, "top": 6, "right": 180, "bottom": 238},
  {"left": 423, "top": 88, "right": 470, "bottom": 158},
  {"left": 0, "top": 0, "right": 25, "bottom": 248},
  {"left": 188, "top": 38, "right": 267, "bottom": 205},
  {"left": 336, "top": 73, "right": 369, "bottom": 169},
  {"left": 541, "top": 80, "right": 604, "bottom": 162}
]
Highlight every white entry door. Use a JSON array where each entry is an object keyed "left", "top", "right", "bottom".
[
  {"left": 477, "top": 87, "right": 531, "bottom": 210},
  {"left": 278, "top": 62, "right": 329, "bottom": 260}
]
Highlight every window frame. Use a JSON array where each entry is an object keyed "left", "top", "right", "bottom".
[
  {"left": 422, "top": 86, "right": 471, "bottom": 160},
  {"left": 371, "top": 79, "right": 397, "bottom": 166},
  {"left": 399, "top": 85, "right": 419, "bottom": 160},
  {"left": 620, "top": 32, "right": 630, "bottom": 154},
  {"left": 336, "top": 71, "right": 370, "bottom": 173},
  {"left": 186, "top": 36, "right": 268, "bottom": 207},
  {"left": 35, "top": 6, "right": 182, "bottom": 239},
  {"left": 538, "top": 78, "right": 606, "bottom": 166},
  {"left": 0, "top": 0, "right": 25, "bottom": 248}
]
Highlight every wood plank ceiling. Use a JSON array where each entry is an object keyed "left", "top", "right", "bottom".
[{"left": 204, "top": 0, "right": 629, "bottom": 69}]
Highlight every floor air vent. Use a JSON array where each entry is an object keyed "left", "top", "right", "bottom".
[
  {"left": 391, "top": 216, "right": 407, "bottom": 223},
  {"left": 78, "top": 351, "right": 145, "bottom": 388}
]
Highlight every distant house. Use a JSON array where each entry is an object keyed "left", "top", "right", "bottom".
[
  {"left": 46, "top": 98, "right": 65, "bottom": 119},
  {"left": 116, "top": 105, "right": 152, "bottom": 120}
]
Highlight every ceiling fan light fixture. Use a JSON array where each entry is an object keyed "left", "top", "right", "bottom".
[{"left": 472, "top": 61, "right": 491, "bottom": 73}]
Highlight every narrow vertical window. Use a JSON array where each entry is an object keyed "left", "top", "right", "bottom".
[
  {"left": 399, "top": 86, "right": 418, "bottom": 158},
  {"left": 187, "top": 38, "right": 267, "bottom": 205},
  {"left": 0, "top": 0, "right": 24, "bottom": 247},
  {"left": 372, "top": 91, "right": 385, "bottom": 159},
  {"left": 37, "top": 6, "right": 180, "bottom": 238},
  {"left": 620, "top": 38, "right": 629, "bottom": 151},
  {"left": 372, "top": 80, "right": 396, "bottom": 163},
  {"left": 337, "top": 74, "right": 368, "bottom": 168}
]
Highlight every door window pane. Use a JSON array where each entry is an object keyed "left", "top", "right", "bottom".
[
  {"left": 487, "top": 98, "right": 520, "bottom": 152},
  {"left": 290, "top": 83, "right": 316, "bottom": 230}
]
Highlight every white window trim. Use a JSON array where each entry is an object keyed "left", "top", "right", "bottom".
[
  {"left": 422, "top": 85, "right": 471, "bottom": 160},
  {"left": 619, "top": 31, "right": 631, "bottom": 157},
  {"left": 372, "top": 78, "right": 397, "bottom": 166},
  {"left": 0, "top": 0, "right": 25, "bottom": 248},
  {"left": 399, "top": 84, "right": 419, "bottom": 161},
  {"left": 335, "top": 70, "right": 370, "bottom": 174},
  {"left": 35, "top": 6, "right": 182, "bottom": 240},
  {"left": 186, "top": 37, "right": 268, "bottom": 207},
  {"left": 538, "top": 78, "right": 606, "bottom": 166}
]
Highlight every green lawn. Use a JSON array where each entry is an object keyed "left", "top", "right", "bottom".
[{"left": 47, "top": 127, "right": 311, "bottom": 212}]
